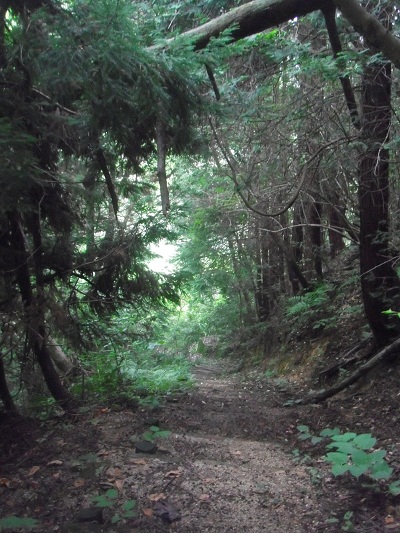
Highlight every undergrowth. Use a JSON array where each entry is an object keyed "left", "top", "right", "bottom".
[{"left": 72, "top": 347, "right": 193, "bottom": 406}]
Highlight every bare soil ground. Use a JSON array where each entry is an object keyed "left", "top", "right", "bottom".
[{"left": 1, "top": 360, "right": 400, "bottom": 532}]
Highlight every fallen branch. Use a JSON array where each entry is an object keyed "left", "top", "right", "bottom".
[
  {"left": 318, "top": 336, "right": 372, "bottom": 383},
  {"left": 299, "top": 336, "right": 400, "bottom": 404}
]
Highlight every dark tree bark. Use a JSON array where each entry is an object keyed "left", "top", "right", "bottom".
[
  {"left": 333, "top": 0, "right": 400, "bottom": 70},
  {"left": 157, "top": 0, "right": 400, "bottom": 71},
  {"left": 290, "top": 205, "right": 304, "bottom": 294},
  {"left": 327, "top": 203, "right": 346, "bottom": 258},
  {"left": 254, "top": 222, "right": 271, "bottom": 322},
  {"left": 358, "top": 6, "right": 400, "bottom": 347},
  {"left": 159, "top": 0, "right": 327, "bottom": 51},
  {"left": 227, "top": 234, "right": 253, "bottom": 320},
  {"left": 0, "top": 355, "right": 18, "bottom": 414},
  {"left": 156, "top": 117, "right": 170, "bottom": 217},
  {"left": 269, "top": 230, "right": 310, "bottom": 291},
  {"left": 309, "top": 201, "right": 323, "bottom": 280},
  {"left": 9, "top": 212, "right": 76, "bottom": 412},
  {"left": 322, "top": 4, "right": 360, "bottom": 129}
]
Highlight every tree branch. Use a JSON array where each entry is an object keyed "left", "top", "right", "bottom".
[
  {"left": 158, "top": 0, "right": 326, "bottom": 51},
  {"left": 333, "top": 0, "right": 400, "bottom": 69},
  {"left": 322, "top": 5, "right": 361, "bottom": 129},
  {"left": 299, "top": 336, "right": 400, "bottom": 404}
]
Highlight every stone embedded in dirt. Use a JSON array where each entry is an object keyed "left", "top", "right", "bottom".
[
  {"left": 165, "top": 395, "right": 179, "bottom": 403},
  {"left": 76, "top": 507, "right": 104, "bottom": 523},
  {"left": 135, "top": 440, "right": 158, "bottom": 454},
  {"left": 144, "top": 417, "right": 160, "bottom": 426},
  {"left": 153, "top": 500, "right": 181, "bottom": 524}
]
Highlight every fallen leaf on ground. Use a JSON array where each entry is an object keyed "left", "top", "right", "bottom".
[
  {"left": 385, "top": 516, "right": 395, "bottom": 524},
  {"left": 114, "top": 479, "right": 124, "bottom": 492},
  {"left": 47, "top": 460, "right": 63, "bottom": 466},
  {"left": 73, "top": 478, "right": 86, "bottom": 488},
  {"left": 106, "top": 466, "right": 122, "bottom": 478},
  {"left": 165, "top": 470, "right": 181, "bottom": 478},
  {"left": 97, "top": 449, "right": 110, "bottom": 457},
  {"left": 28, "top": 466, "right": 41, "bottom": 476},
  {"left": 143, "top": 508, "right": 154, "bottom": 517},
  {"left": 130, "top": 459, "right": 147, "bottom": 465},
  {"left": 149, "top": 492, "right": 166, "bottom": 502},
  {"left": 0, "top": 478, "right": 10, "bottom": 487}
]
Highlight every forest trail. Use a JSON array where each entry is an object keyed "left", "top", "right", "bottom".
[
  {"left": 1, "top": 361, "right": 392, "bottom": 532},
  {"left": 94, "top": 361, "right": 327, "bottom": 532}
]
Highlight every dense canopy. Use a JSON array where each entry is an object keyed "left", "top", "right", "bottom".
[{"left": 1, "top": 0, "right": 400, "bottom": 416}]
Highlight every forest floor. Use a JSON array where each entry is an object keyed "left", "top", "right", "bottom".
[{"left": 1, "top": 358, "right": 400, "bottom": 532}]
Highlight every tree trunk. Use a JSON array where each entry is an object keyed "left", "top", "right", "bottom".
[
  {"left": 0, "top": 355, "right": 18, "bottom": 414},
  {"left": 155, "top": 0, "right": 400, "bottom": 70},
  {"left": 227, "top": 234, "right": 253, "bottom": 320},
  {"left": 254, "top": 222, "right": 271, "bottom": 321},
  {"left": 157, "top": 0, "right": 326, "bottom": 52},
  {"left": 358, "top": 6, "right": 400, "bottom": 347},
  {"left": 9, "top": 212, "right": 76, "bottom": 411},
  {"left": 332, "top": 0, "right": 400, "bottom": 70},
  {"left": 328, "top": 203, "right": 346, "bottom": 258},
  {"left": 46, "top": 336, "right": 74, "bottom": 376},
  {"left": 290, "top": 205, "right": 304, "bottom": 294},
  {"left": 269, "top": 229, "right": 310, "bottom": 291},
  {"left": 309, "top": 201, "right": 323, "bottom": 280}
]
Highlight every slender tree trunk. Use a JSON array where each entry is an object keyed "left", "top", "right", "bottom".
[
  {"left": 327, "top": 194, "right": 346, "bottom": 258},
  {"left": 269, "top": 230, "right": 310, "bottom": 291},
  {"left": 227, "top": 234, "right": 253, "bottom": 319},
  {"left": 358, "top": 6, "right": 400, "bottom": 346},
  {"left": 254, "top": 223, "right": 271, "bottom": 321},
  {"left": 83, "top": 168, "right": 96, "bottom": 255},
  {"left": 0, "top": 355, "right": 18, "bottom": 414},
  {"left": 290, "top": 205, "right": 304, "bottom": 294},
  {"left": 9, "top": 212, "right": 76, "bottom": 411},
  {"left": 156, "top": 117, "right": 170, "bottom": 216},
  {"left": 309, "top": 201, "right": 323, "bottom": 280}
]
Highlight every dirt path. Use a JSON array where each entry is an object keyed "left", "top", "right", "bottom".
[
  {"left": 1, "top": 361, "right": 395, "bottom": 532},
  {"left": 116, "top": 362, "right": 321, "bottom": 532}
]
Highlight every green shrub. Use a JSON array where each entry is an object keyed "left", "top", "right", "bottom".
[
  {"left": 286, "top": 283, "right": 335, "bottom": 331},
  {"left": 297, "top": 425, "right": 400, "bottom": 495}
]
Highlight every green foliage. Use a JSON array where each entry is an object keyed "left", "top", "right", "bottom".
[
  {"left": 92, "top": 488, "right": 119, "bottom": 508},
  {"left": 342, "top": 511, "right": 355, "bottom": 532},
  {"left": 0, "top": 516, "right": 38, "bottom": 532},
  {"left": 92, "top": 489, "right": 136, "bottom": 523},
  {"left": 296, "top": 426, "right": 399, "bottom": 493},
  {"left": 142, "top": 425, "right": 171, "bottom": 442},
  {"left": 286, "top": 284, "right": 335, "bottom": 331},
  {"left": 297, "top": 424, "right": 340, "bottom": 445},
  {"left": 325, "top": 433, "right": 391, "bottom": 480},
  {"left": 325, "top": 510, "right": 355, "bottom": 532},
  {"left": 382, "top": 309, "right": 400, "bottom": 319},
  {"left": 71, "top": 308, "right": 194, "bottom": 404}
]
